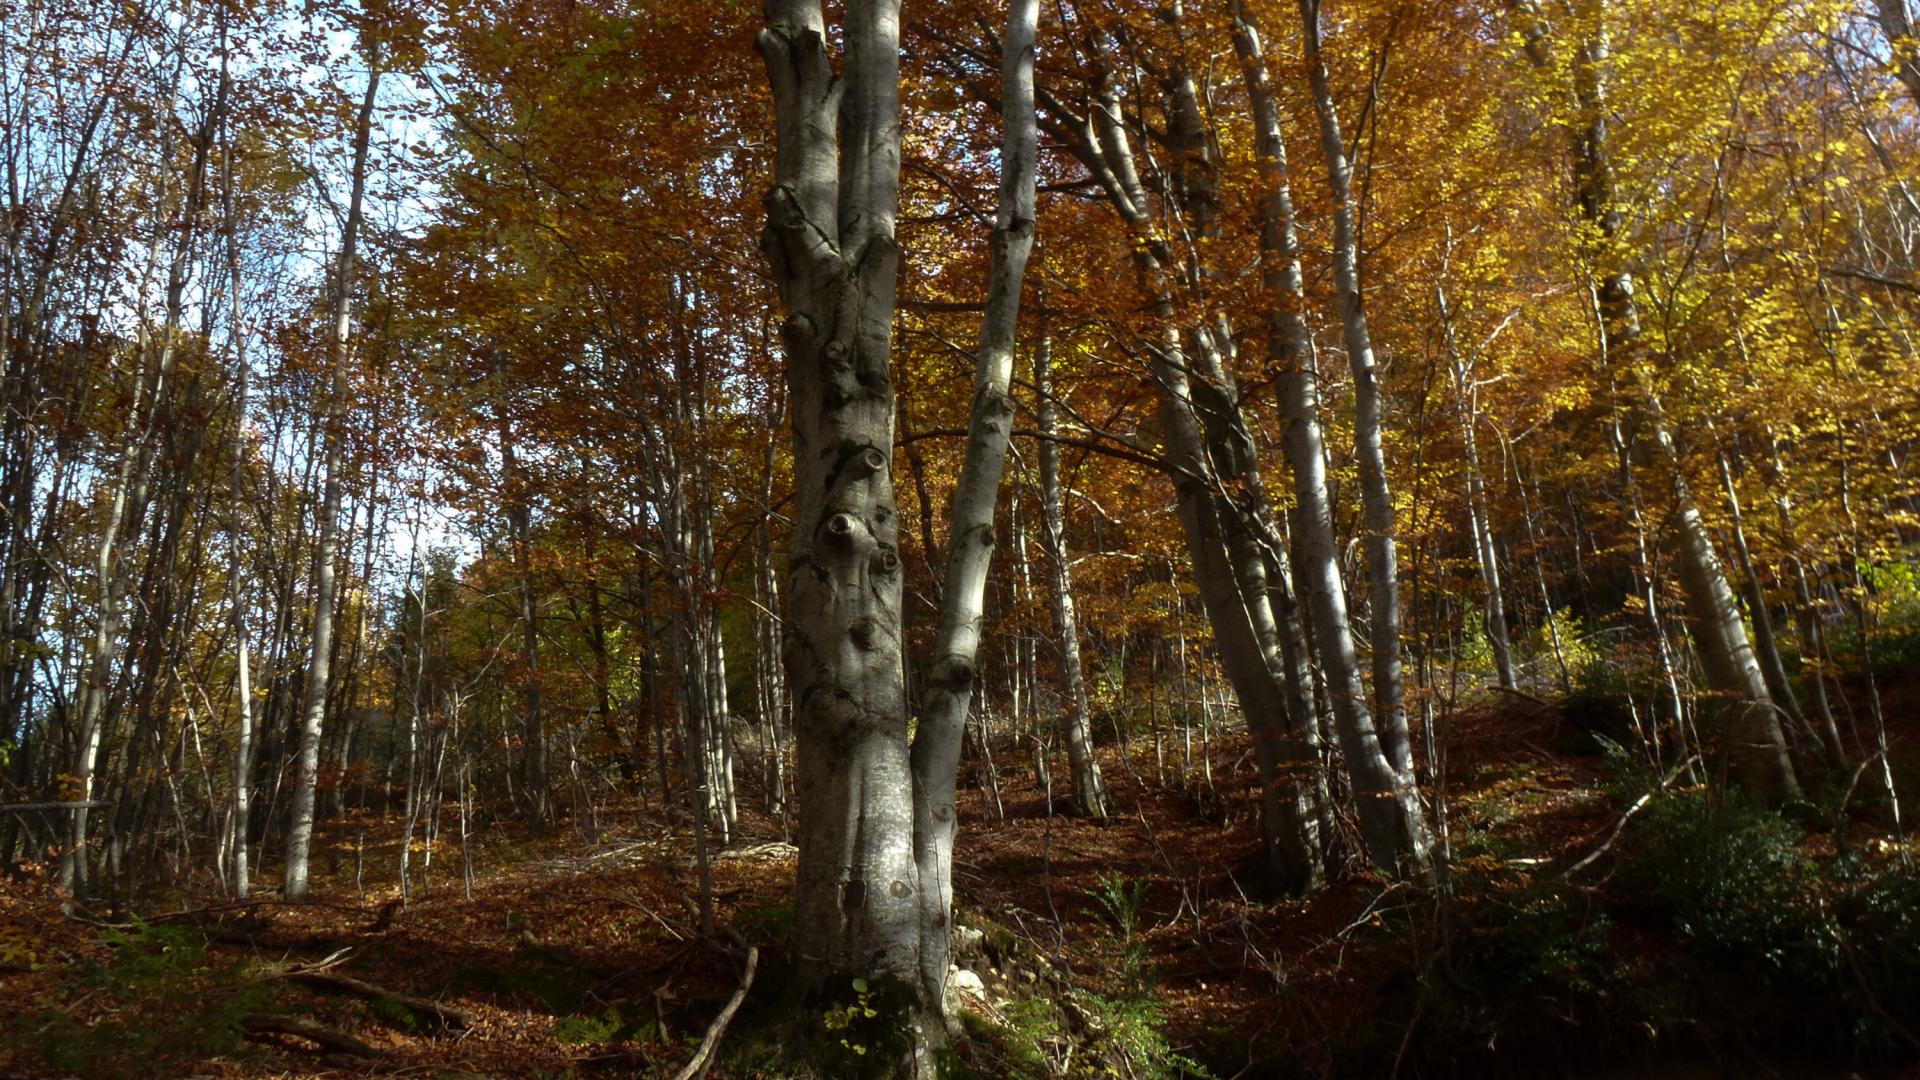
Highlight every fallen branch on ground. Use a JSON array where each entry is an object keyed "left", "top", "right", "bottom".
[
  {"left": 237, "top": 1014, "right": 384, "bottom": 1058},
  {"left": 1560, "top": 754, "right": 1701, "bottom": 879},
  {"left": 286, "top": 967, "right": 473, "bottom": 1030},
  {"left": 671, "top": 944, "right": 758, "bottom": 1080}
]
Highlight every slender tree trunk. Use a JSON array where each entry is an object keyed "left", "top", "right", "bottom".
[
  {"left": 1512, "top": 442, "right": 1573, "bottom": 693},
  {"left": 493, "top": 354, "right": 547, "bottom": 833},
  {"left": 1231, "top": 0, "right": 1428, "bottom": 875},
  {"left": 1298, "top": 0, "right": 1414, "bottom": 775},
  {"left": 285, "top": 57, "right": 380, "bottom": 899},
  {"left": 1509, "top": 0, "right": 1797, "bottom": 798},
  {"left": 62, "top": 54, "right": 216, "bottom": 895},
  {"left": 1032, "top": 335, "right": 1110, "bottom": 820},
  {"left": 221, "top": 39, "right": 255, "bottom": 897},
  {"left": 1763, "top": 435, "right": 1850, "bottom": 768},
  {"left": 1437, "top": 284, "right": 1515, "bottom": 690},
  {"left": 910, "top": 0, "right": 1040, "bottom": 1022},
  {"left": 1055, "top": 31, "right": 1329, "bottom": 888},
  {"left": 1716, "top": 450, "right": 1807, "bottom": 744}
]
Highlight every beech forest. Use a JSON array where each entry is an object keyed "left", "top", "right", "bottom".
[{"left": 4, "top": 0, "right": 1920, "bottom": 1076}]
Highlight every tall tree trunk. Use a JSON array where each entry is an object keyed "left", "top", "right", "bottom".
[
  {"left": 220, "top": 31, "right": 254, "bottom": 897},
  {"left": 61, "top": 52, "right": 216, "bottom": 895},
  {"left": 910, "top": 0, "right": 1039, "bottom": 1021},
  {"left": 1763, "top": 435, "right": 1850, "bottom": 769},
  {"left": 493, "top": 354, "right": 547, "bottom": 833},
  {"left": 1437, "top": 283, "right": 1516, "bottom": 690},
  {"left": 759, "top": 1, "right": 931, "bottom": 1054},
  {"left": 285, "top": 56, "right": 380, "bottom": 899},
  {"left": 1230, "top": 0, "right": 1428, "bottom": 875},
  {"left": 1032, "top": 334, "right": 1111, "bottom": 821},
  {"left": 1511, "top": 441, "right": 1573, "bottom": 693},
  {"left": 1716, "top": 449, "right": 1808, "bottom": 747},
  {"left": 1508, "top": 0, "right": 1797, "bottom": 798},
  {"left": 1045, "top": 28, "right": 1330, "bottom": 888},
  {"left": 1298, "top": 0, "right": 1415, "bottom": 778}
]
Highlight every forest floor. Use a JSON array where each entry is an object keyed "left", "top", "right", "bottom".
[{"left": 4, "top": 672, "right": 1920, "bottom": 1079}]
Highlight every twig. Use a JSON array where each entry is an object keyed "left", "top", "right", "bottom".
[
  {"left": 287, "top": 946, "right": 355, "bottom": 974},
  {"left": 603, "top": 890, "right": 688, "bottom": 941},
  {"left": 1561, "top": 754, "right": 1700, "bottom": 878},
  {"left": 671, "top": 945, "right": 758, "bottom": 1080},
  {"left": 1489, "top": 685, "right": 1551, "bottom": 708}
]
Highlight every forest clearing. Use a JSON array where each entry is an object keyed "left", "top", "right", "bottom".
[{"left": 4, "top": 0, "right": 1920, "bottom": 1076}]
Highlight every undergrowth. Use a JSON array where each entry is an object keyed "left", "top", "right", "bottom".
[
  {"left": 1368, "top": 743, "right": 1920, "bottom": 1076},
  {"left": 1, "top": 918, "right": 275, "bottom": 1077}
]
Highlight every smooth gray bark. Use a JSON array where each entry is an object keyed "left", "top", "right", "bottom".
[
  {"left": 1046, "top": 29, "right": 1329, "bottom": 889},
  {"left": 1231, "top": 0, "right": 1428, "bottom": 875},
  {"left": 911, "top": 0, "right": 1039, "bottom": 1020},
  {"left": 285, "top": 57, "right": 381, "bottom": 899},
  {"left": 1763, "top": 435, "right": 1850, "bottom": 769},
  {"left": 1509, "top": 0, "right": 1797, "bottom": 798},
  {"left": 1716, "top": 450, "right": 1807, "bottom": 742},
  {"left": 62, "top": 50, "right": 215, "bottom": 895},
  {"left": 1032, "top": 335, "right": 1111, "bottom": 821},
  {"left": 1510, "top": 441, "right": 1573, "bottom": 694},
  {"left": 219, "top": 35, "right": 254, "bottom": 897},
  {"left": 1297, "top": 0, "right": 1414, "bottom": 779},
  {"left": 759, "top": 0, "right": 929, "bottom": 1055},
  {"left": 1437, "top": 284, "right": 1516, "bottom": 690}
]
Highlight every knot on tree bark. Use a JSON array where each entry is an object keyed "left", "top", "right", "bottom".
[
  {"left": 823, "top": 512, "right": 861, "bottom": 553},
  {"left": 847, "top": 444, "right": 887, "bottom": 479},
  {"left": 928, "top": 654, "right": 975, "bottom": 692}
]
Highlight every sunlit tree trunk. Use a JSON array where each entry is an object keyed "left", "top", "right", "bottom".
[
  {"left": 759, "top": 0, "right": 933, "bottom": 1056},
  {"left": 1232, "top": 0, "right": 1428, "bottom": 875},
  {"left": 1049, "top": 29, "right": 1330, "bottom": 889},
  {"left": 911, "top": 0, "right": 1041, "bottom": 1024},
  {"left": 1510, "top": 0, "right": 1797, "bottom": 798},
  {"left": 1762, "top": 435, "right": 1850, "bottom": 769},
  {"left": 1716, "top": 449, "right": 1808, "bottom": 744},
  {"left": 219, "top": 33, "right": 254, "bottom": 896},
  {"left": 1437, "top": 283, "right": 1515, "bottom": 690},
  {"left": 285, "top": 56, "right": 381, "bottom": 899},
  {"left": 1510, "top": 441, "right": 1573, "bottom": 693},
  {"left": 1031, "top": 334, "right": 1111, "bottom": 821},
  {"left": 62, "top": 50, "right": 214, "bottom": 895},
  {"left": 1298, "top": 0, "right": 1415, "bottom": 779}
]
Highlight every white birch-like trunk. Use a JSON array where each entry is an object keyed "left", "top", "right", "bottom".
[
  {"left": 285, "top": 58, "right": 381, "bottom": 899},
  {"left": 1058, "top": 32, "right": 1332, "bottom": 888},
  {"left": 221, "top": 40, "right": 255, "bottom": 896},
  {"left": 1232, "top": 1, "right": 1429, "bottom": 874},
  {"left": 909, "top": 0, "right": 1039, "bottom": 1019},
  {"left": 61, "top": 53, "right": 214, "bottom": 894},
  {"left": 759, "top": 1, "right": 929, "bottom": 1051},
  {"left": 1298, "top": 0, "right": 1415, "bottom": 778},
  {"left": 1032, "top": 335, "right": 1111, "bottom": 821},
  {"left": 1437, "top": 283, "right": 1516, "bottom": 690},
  {"left": 1511, "top": 0, "right": 1798, "bottom": 798}
]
